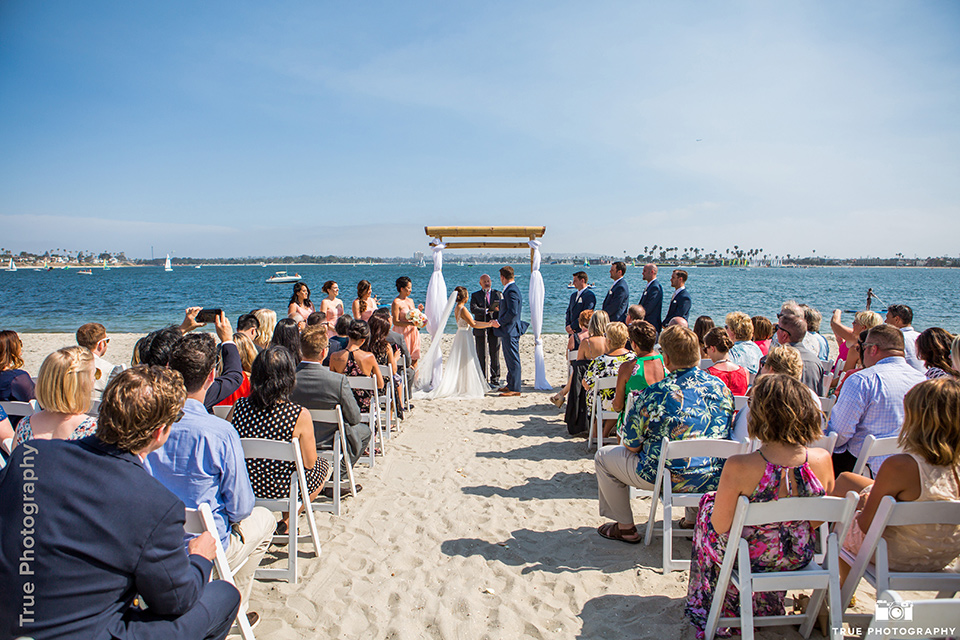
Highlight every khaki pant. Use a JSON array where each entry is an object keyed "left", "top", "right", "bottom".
[
  {"left": 595, "top": 445, "right": 698, "bottom": 525},
  {"left": 215, "top": 506, "right": 275, "bottom": 604}
]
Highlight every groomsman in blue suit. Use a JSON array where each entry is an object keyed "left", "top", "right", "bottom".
[
  {"left": 601, "top": 261, "right": 629, "bottom": 323},
  {"left": 662, "top": 269, "right": 692, "bottom": 326},
  {"left": 491, "top": 265, "right": 529, "bottom": 396},
  {"left": 565, "top": 271, "right": 596, "bottom": 335},
  {"left": 637, "top": 263, "right": 663, "bottom": 333}
]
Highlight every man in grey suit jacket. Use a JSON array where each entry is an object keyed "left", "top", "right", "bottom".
[{"left": 291, "top": 329, "right": 371, "bottom": 475}]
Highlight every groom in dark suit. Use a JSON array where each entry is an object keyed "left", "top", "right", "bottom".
[
  {"left": 470, "top": 273, "right": 502, "bottom": 386},
  {"left": 491, "top": 265, "right": 529, "bottom": 396}
]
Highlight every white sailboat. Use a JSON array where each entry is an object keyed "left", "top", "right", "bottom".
[
  {"left": 164, "top": 254, "right": 173, "bottom": 272},
  {"left": 5, "top": 258, "right": 15, "bottom": 272}
]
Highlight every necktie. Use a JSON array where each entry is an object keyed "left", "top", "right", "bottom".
[{"left": 485, "top": 290, "right": 490, "bottom": 306}]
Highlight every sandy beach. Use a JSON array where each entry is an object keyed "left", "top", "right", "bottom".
[{"left": 18, "top": 331, "right": 870, "bottom": 640}]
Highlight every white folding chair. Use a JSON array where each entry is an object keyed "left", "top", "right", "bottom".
[
  {"left": 239, "top": 438, "right": 322, "bottom": 584},
  {"left": 346, "top": 375, "right": 383, "bottom": 467},
  {"left": 704, "top": 492, "right": 859, "bottom": 640},
  {"left": 644, "top": 437, "right": 749, "bottom": 572},
  {"left": 86, "top": 399, "right": 101, "bottom": 417},
  {"left": 821, "top": 359, "right": 836, "bottom": 390},
  {"left": 212, "top": 405, "right": 232, "bottom": 420},
  {"left": 840, "top": 496, "right": 960, "bottom": 615},
  {"left": 864, "top": 590, "right": 960, "bottom": 640},
  {"left": 308, "top": 407, "right": 357, "bottom": 517},
  {"left": 700, "top": 358, "right": 713, "bottom": 370},
  {"left": 733, "top": 396, "right": 748, "bottom": 412},
  {"left": 1, "top": 437, "right": 13, "bottom": 456},
  {"left": 818, "top": 396, "right": 836, "bottom": 421},
  {"left": 377, "top": 364, "right": 396, "bottom": 438},
  {"left": 0, "top": 400, "right": 39, "bottom": 420},
  {"left": 852, "top": 435, "right": 901, "bottom": 478},
  {"left": 587, "top": 376, "right": 620, "bottom": 451},
  {"left": 183, "top": 503, "right": 256, "bottom": 640}
]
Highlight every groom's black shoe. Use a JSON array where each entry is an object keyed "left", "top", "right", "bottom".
[{"left": 497, "top": 386, "right": 510, "bottom": 393}]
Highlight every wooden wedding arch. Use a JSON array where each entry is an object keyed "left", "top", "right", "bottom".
[{"left": 425, "top": 226, "right": 546, "bottom": 271}]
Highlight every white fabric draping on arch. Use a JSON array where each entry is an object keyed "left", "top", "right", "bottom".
[
  {"left": 414, "top": 290, "right": 457, "bottom": 393},
  {"left": 422, "top": 240, "right": 448, "bottom": 390},
  {"left": 528, "top": 239, "right": 550, "bottom": 389}
]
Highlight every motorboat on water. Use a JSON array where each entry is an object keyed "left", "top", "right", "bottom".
[{"left": 266, "top": 271, "right": 302, "bottom": 283}]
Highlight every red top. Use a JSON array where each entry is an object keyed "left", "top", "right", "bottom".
[
  {"left": 216, "top": 372, "right": 251, "bottom": 406},
  {"left": 754, "top": 339, "right": 771, "bottom": 356},
  {"left": 707, "top": 364, "right": 749, "bottom": 396}
]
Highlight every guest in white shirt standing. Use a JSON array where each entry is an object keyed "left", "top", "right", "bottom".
[
  {"left": 885, "top": 303, "right": 924, "bottom": 372},
  {"left": 76, "top": 322, "right": 123, "bottom": 400}
]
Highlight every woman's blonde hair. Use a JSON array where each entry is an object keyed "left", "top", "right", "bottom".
[
  {"left": 854, "top": 310, "right": 883, "bottom": 331},
  {"left": 604, "top": 322, "right": 629, "bottom": 350},
  {"left": 725, "top": 311, "right": 754, "bottom": 341},
  {"left": 36, "top": 346, "right": 94, "bottom": 414},
  {"left": 763, "top": 345, "right": 803, "bottom": 380},
  {"left": 588, "top": 310, "right": 610, "bottom": 338},
  {"left": 252, "top": 309, "right": 277, "bottom": 348},
  {"left": 233, "top": 332, "right": 259, "bottom": 373},
  {"left": 748, "top": 374, "right": 823, "bottom": 446},
  {"left": 899, "top": 378, "right": 960, "bottom": 467}
]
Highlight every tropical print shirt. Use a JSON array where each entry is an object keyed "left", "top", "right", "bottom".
[{"left": 623, "top": 366, "right": 734, "bottom": 492}]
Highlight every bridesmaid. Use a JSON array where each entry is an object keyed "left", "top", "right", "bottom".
[
  {"left": 319, "top": 280, "right": 345, "bottom": 336},
  {"left": 391, "top": 276, "right": 423, "bottom": 366},
  {"left": 287, "top": 282, "right": 314, "bottom": 325},
  {"left": 351, "top": 280, "right": 378, "bottom": 322}
]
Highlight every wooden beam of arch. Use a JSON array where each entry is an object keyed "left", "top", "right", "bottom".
[{"left": 424, "top": 226, "right": 545, "bottom": 239}]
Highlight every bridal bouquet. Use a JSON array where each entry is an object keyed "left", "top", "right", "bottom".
[{"left": 406, "top": 308, "right": 428, "bottom": 329}]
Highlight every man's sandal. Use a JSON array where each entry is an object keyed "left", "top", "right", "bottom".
[{"left": 597, "top": 522, "right": 642, "bottom": 544}]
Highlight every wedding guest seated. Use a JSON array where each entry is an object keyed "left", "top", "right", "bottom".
[
  {"left": 0, "top": 366, "right": 241, "bottom": 640},
  {"left": 667, "top": 317, "right": 689, "bottom": 329},
  {"left": 594, "top": 325, "right": 734, "bottom": 543},
  {"left": 374, "top": 308, "right": 414, "bottom": 394},
  {"left": 287, "top": 281, "right": 315, "bottom": 325},
  {"left": 953, "top": 334, "right": 960, "bottom": 371},
  {"left": 885, "top": 303, "right": 923, "bottom": 372},
  {"left": 13, "top": 346, "right": 98, "bottom": 449},
  {"left": 292, "top": 327, "right": 370, "bottom": 483},
  {"left": 582, "top": 322, "right": 634, "bottom": 439},
  {"left": 215, "top": 332, "right": 258, "bottom": 406},
  {"left": 76, "top": 322, "right": 123, "bottom": 399},
  {"left": 751, "top": 315, "right": 773, "bottom": 356},
  {"left": 830, "top": 377, "right": 960, "bottom": 587},
  {"left": 684, "top": 374, "right": 835, "bottom": 638},
  {"left": 916, "top": 327, "right": 958, "bottom": 379},
  {"left": 306, "top": 312, "right": 326, "bottom": 328},
  {"left": 145, "top": 333, "right": 275, "bottom": 614},
  {"left": 0, "top": 406, "right": 12, "bottom": 444},
  {"left": 801, "top": 304, "right": 830, "bottom": 360},
  {"left": 366, "top": 312, "right": 404, "bottom": 419},
  {"left": 236, "top": 312, "right": 261, "bottom": 348},
  {"left": 693, "top": 316, "right": 715, "bottom": 358},
  {"left": 578, "top": 310, "right": 610, "bottom": 361},
  {"left": 626, "top": 304, "right": 645, "bottom": 323},
  {"left": 252, "top": 308, "right": 277, "bottom": 350},
  {"left": 704, "top": 328, "right": 749, "bottom": 396},
  {"left": 725, "top": 312, "right": 762, "bottom": 374},
  {"left": 328, "top": 320, "right": 384, "bottom": 415},
  {"left": 775, "top": 311, "right": 824, "bottom": 395},
  {"left": 826, "top": 324, "right": 926, "bottom": 475},
  {"left": 611, "top": 320, "right": 665, "bottom": 429},
  {"left": 553, "top": 309, "right": 597, "bottom": 407},
  {"left": 828, "top": 310, "right": 883, "bottom": 394},
  {"left": 270, "top": 317, "right": 303, "bottom": 365},
  {"left": 0, "top": 330, "right": 35, "bottom": 410},
  {"left": 229, "top": 346, "right": 330, "bottom": 535},
  {"left": 323, "top": 314, "right": 353, "bottom": 366}
]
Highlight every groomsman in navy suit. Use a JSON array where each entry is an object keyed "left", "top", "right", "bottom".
[
  {"left": 662, "top": 269, "right": 692, "bottom": 326},
  {"left": 601, "top": 261, "right": 629, "bottom": 323},
  {"left": 637, "top": 263, "right": 663, "bottom": 333},
  {"left": 565, "top": 271, "right": 596, "bottom": 335},
  {"left": 491, "top": 266, "right": 528, "bottom": 396}
]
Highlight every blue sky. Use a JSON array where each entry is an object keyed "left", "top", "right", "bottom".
[{"left": 1, "top": 1, "right": 958, "bottom": 259}]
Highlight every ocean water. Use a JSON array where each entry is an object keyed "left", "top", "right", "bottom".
[{"left": 1, "top": 264, "right": 958, "bottom": 335}]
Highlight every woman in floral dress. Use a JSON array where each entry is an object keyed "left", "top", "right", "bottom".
[
  {"left": 582, "top": 322, "right": 634, "bottom": 441},
  {"left": 685, "top": 374, "right": 836, "bottom": 639}
]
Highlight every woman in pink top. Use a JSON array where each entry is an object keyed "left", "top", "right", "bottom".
[
  {"left": 319, "top": 280, "right": 345, "bottom": 336},
  {"left": 391, "top": 276, "right": 423, "bottom": 366},
  {"left": 287, "top": 282, "right": 315, "bottom": 325},
  {"left": 352, "top": 279, "right": 378, "bottom": 322},
  {"left": 751, "top": 315, "right": 773, "bottom": 356}
]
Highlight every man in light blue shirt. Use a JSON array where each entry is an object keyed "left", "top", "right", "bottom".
[
  {"left": 826, "top": 324, "right": 926, "bottom": 475},
  {"left": 146, "top": 333, "right": 274, "bottom": 613},
  {"left": 885, "top": 303, "right": 924, "bottom": 372}
]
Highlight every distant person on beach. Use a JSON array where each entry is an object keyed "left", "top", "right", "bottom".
[
  {"left": 472, "top": 274, "right": 503, "bottom": 387},
  {"left": 352, "top": 279, "right": 378, "bottom": 322},
  {"left": 252, "top": 308, "right": 277, "bottom": 349},
  {"left": 601, "top": 261, "right": 629, "bottom": 324},
  {"left": 751, "top": 315, "right": 773, "bottom": 356},
  {"left": 0, "top": 329, "right": 35, "bottom": 407},
  {"left": 0, "top": 366, "right": 241, "bottom": 640},
  {"left": 565, "top": 271, "right": 596, "bottom": 336},
  {"left": 76, "top": 322, "right": 124, "bottom": 398},
  {"left": 826, "top": 324, "right": 926, "bottom": 475},
  {"left": 391, "top": 276, "right": 424, "bottom": 366},
  {"left": 13, "top": 346, "right": 98, "bottom": 448},
  {"left": 637, "top": 263, "right": 663, "bottom": 334},
  {"left": 725, "top": 312, "right": 762, "bottom": 375},
  {"left": 662, "top": 269, "right": 692, "bottom": 327},
  {"left": 774, "top": 312, "right": 824, "bottom": 396},
  {"left": 885, "top": 303, "right": 924, "bottom": 372},
  {"left": 916, "top": 327, "right": 958, "bottom": 380},
  {"left": 594, "top": 326, "right": 733, "bottom": 543},
  {"left": 287, "top": 281, "right": 315, "bottom": 325}
]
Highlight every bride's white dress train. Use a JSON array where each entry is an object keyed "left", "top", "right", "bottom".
[{"left": 427, "top": 313, "right": 490, "bottom": 399}]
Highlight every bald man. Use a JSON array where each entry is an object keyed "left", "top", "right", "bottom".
[
  {"left": 470, "top": 274, "right": 503, "bottom": 386},
  {"left": 637, "top": 263, "right": 663, "bottom": 333}
]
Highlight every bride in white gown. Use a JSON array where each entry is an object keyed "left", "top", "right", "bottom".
[{"left": 427, "top": 286, "right": 492, "bottom": 399}]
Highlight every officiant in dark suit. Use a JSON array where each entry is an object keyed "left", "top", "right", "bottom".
[
  {"left": 565, "top": 271, "right": 596, "bottom": 334},
  {"left": 470, "top": 273, "right": 502, "bottom": 386}
]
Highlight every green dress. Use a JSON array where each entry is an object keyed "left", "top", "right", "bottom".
[{"left": 616, "top": 354, "right": 664, "bottom": 430}]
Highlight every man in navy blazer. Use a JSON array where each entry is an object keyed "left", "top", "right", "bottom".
[
  {"left": 491, "top": 265, "right": 529, "bottom": 396},
  {"left": 0, "top": 366, "right": 240, "bottom": 640},
  {"left": 601, "top": 261, "right": 629, "bottom": 323},
  {"left": 637, "top": 263, "right": 663, "bottom": 333},
  {"left": 565, "top": 270, "right": 596, "bottom": 335},
  {"left": 662, "top": 269, "right": 692, "bottom": 327}
]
